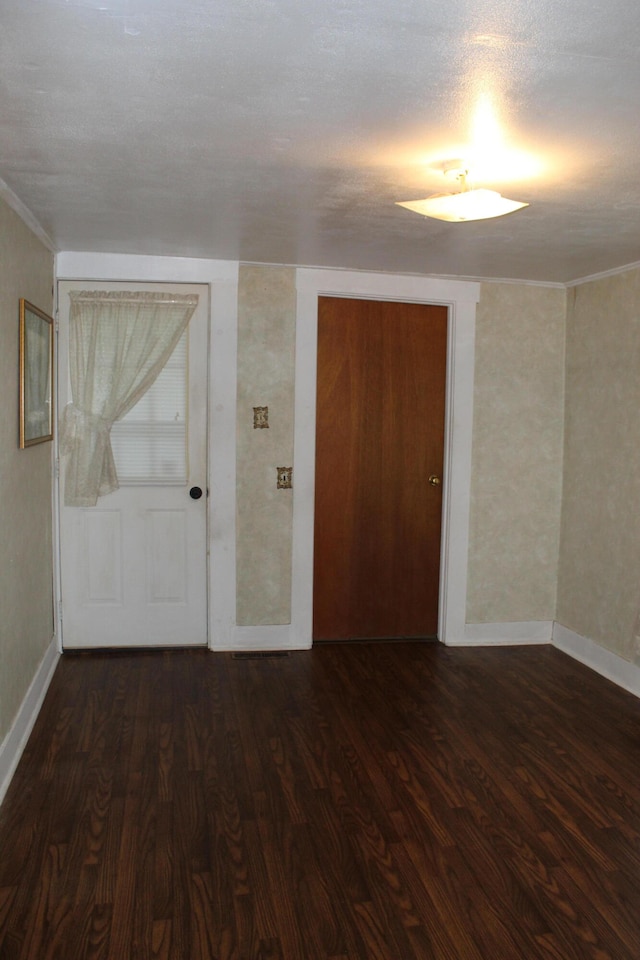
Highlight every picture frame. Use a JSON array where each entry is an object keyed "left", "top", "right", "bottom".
[{"left": 19, "top": 299, "right": 54, "bottom": 447}]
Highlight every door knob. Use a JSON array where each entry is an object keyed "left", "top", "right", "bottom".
[
  {"left": 428, "top": 474, "right": 441, "bottom": 487},
  {"left": 189, "top": 486, "right": 203, "bottom": 500}
]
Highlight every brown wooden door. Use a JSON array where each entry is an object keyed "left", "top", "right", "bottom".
[{"left": 313, "top": 296, "right": 448, "bottom": 641}]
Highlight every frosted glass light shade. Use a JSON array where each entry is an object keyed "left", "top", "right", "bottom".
[{"left": 396, "top": 188, "right": 528, "bottom": 222}]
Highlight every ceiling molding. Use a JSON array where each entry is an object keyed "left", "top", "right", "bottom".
[
  {"left": 241, "top": 261, "right": 567, "bottom": 290},
  {"left": 565, "top": 260, "right": 640, "bottom": 288},
  {"left": 0, "top": 177, "right": 56, "bottom": 252},
  {"left": 425, "top": 272, "right": 567, "bottom": 290}
]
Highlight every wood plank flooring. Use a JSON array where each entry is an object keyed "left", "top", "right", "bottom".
[{"left": 1, "top": 643, "right": 639, "bottom": 959}]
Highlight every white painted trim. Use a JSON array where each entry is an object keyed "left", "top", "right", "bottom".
[
  {"left": 216, "top": 625, "right": 306, "bottom": 651},
  {"left": 459, "top": 620, "right": 553, "bottom": 646},
  {"left": 565, "top": 259, "right": 640, "bottom": 288},
  {"left": 239, "top": 261, "right": 565, "bottom": 290},
  {"left": 207, "top": 276, "right": 240, "bottom": 651},
  {"left": 552, "top": 623, "right": 640, "bottom": 700},
  {"left": 0, "top": 176, "right": 56, "bottom": 251},
  {"left": 0, "top": 639, "right": 59, "bottom": 806},
  {"left": 52, "top": 282, "right": 64, "bottom": 653},
  {"left": 54, "top": 253, "right": 239, "bottom": 652},
  {"left": 55, "top": 252, "right": 238, "bottom": 283},
  {"left": 436, "top": 273, "right": 566, "bottom": 290},
  {"left": 292, "top": 268, "right": 480, "bottom": 648}
]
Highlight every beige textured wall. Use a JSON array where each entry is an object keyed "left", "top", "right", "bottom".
[
  {"left": 236, "top": 265, "right": 296, "bottom": 625},
  {"left": 557, "top": 270, "right": 640, "bottom": 662},
  {"left": 466, "top": 282, "right": 566, "bottom": 623},
  {"left": 0, "top": 197, "right": 54, "bottom": 742}
]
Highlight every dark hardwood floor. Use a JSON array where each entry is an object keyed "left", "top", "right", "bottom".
[{"left": 1, "top": 643, "right": 639, "bottom": 959}]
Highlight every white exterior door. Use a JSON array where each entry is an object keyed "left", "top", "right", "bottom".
[{"left": 57, "top": 281, "right": 209, "bottom": 648}]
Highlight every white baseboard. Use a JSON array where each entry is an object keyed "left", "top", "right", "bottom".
[
  {"left": 227, "top": 620, "right": 553, "bottom": 650},
  {"left": 0, "top": 638, "right": 60, "bottom": 806},
  {"left": 211, "top": 623, "right": 313, "bottom": 652},
  {"left": 453, "top": 620, "right": 553, "bottom": 646},
  {"left": 552, "top": 623, "right": 640, "bottom": 700}
]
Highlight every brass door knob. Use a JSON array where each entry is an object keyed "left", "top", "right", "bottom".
[{"left": 428, "top": 474, "right": 441, "bottom": 487}]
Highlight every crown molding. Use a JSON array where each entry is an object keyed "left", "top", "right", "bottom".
[
  {"left": 0, "top": 177, "right": 56, "bottom": 252},
  {"left": 566, "top": 259, "right": 640, "bottom": 287}
]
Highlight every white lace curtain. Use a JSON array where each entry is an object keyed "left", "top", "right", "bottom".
[{"left": 60, "top": 290, "right": 199, "bottom": 507}]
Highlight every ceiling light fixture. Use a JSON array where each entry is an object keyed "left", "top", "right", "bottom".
[{"left": 396, "top": 162, "right": 528, "bottom": 223}]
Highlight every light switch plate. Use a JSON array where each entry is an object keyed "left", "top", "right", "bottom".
[
  {"left": 277, "top": 466, "right": 292, "bottom": 489},
  {"left": 253, "top": 406, "right": 269, "bottom": 429}
]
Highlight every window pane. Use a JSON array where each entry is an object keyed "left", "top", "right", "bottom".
[{"left": 111, "top": 332, "right": 187, "bottom": 484}]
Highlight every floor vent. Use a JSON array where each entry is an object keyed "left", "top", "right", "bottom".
[{"left": 231, "top": 651, "right": 291, "bottom": 660}]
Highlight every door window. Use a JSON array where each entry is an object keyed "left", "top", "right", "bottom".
[{"left": 110, "top": 331, "right": 188, "bottom": 484}]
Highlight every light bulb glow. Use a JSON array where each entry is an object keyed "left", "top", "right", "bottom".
[{"left": 464, "top": 92, "right": 542, "bottom": 182}]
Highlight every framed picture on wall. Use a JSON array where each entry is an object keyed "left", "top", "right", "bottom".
[{"left": 19, "top": 299, "right": 54, "bottom": 447}]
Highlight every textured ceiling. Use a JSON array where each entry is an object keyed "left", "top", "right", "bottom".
[{"left": 2, "top": 0, "right": 640, "bottom": 283}]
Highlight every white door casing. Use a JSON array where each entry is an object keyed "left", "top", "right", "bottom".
[
  {"left": 57, "top": 280, "right": 209, "bottom": 649},
  {"left": 291, "top": 269, "right": 480, "bottom": 649}
]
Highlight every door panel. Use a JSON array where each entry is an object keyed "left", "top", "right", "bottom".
[
  {"left": 58, "top": 281, "right": 208, "bottom": 648},
  {"left": 313, "top": 297, "right": 447, "bottom": 641}
]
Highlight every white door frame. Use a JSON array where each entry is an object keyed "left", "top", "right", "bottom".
[
  {"left": 54, "top": 253, "right": 239, "bottom": 652},
  {"left": 292, "top": 270, "right": 480, "bottom": 649}
]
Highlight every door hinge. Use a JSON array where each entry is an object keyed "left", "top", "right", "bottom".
[
  {"left": 55, "top": 458, "right": 61, "bottom": 479},
  {"left": 57, "top": 600, "right": 63, "bottom": 625}
]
